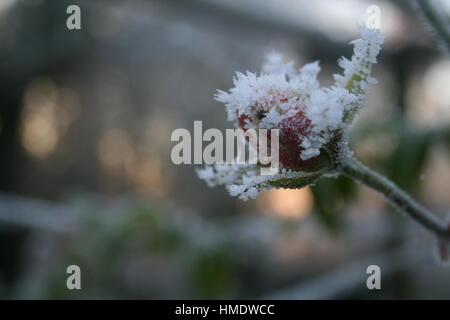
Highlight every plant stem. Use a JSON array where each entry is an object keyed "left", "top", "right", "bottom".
[
  {"left": 416, "top": 0, "right": 450, "bottom": 53},
  {"left": 339, "top": 156, "right": 450, "bottom": 239}
]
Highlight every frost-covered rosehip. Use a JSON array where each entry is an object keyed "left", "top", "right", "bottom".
[
  {"left": 278, "top": 110, "right": 333, "bottom": 171},
  {"left": 197, "top": 26, "right": 384, "bottom": 200},
  {"left": 239, "top": 105, "right": 331, "bottom": 171}
]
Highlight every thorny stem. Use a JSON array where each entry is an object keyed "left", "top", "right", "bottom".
[
  {"left": 416, "top": 0, "right": 450, "bottom": 53},
  {"left": 338, "top": 156, "right": 450, "bottom": 239}
]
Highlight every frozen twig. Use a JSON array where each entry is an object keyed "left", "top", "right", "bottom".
[
  {"left": 416, "top": 0, "right": 450, "bottom": 53},
  {"left": 338, "top": 156, "right": 450, "bottom": 239}
]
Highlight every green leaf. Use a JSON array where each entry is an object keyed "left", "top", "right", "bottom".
[{"left": 311, "top": 176, "right": 356, "bottom": 235}]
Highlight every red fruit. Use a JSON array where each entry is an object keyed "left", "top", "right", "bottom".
[
  {"left": 278, "top": 111, "right": 330, "bottom": 171},
  {"left": 239, "top": 108, "right": 333, "bottom": 171}
]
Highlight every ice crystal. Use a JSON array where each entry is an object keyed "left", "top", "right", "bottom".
[{"left": 198, "top": 26, "right": 383, "bottom": 200}]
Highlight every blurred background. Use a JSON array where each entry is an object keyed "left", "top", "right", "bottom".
[{"left": 0, "top": 0, "right": 450, "bottom": 299}]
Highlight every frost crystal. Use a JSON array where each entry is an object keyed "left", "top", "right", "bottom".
[
  {"left": 198, "top": 26, "right": 383, "bottom": 200},
  {"left": 262, "top": 52, "right": 295, "bottom": 77}
]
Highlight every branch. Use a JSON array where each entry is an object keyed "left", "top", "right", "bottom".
[
  {"left": 0, "top": 193, "right": 76, "bottom": 233},
  {"left": 416, "top": 0, "right": 450, "bottom": 53},
  {"left": 338, "top": 156, "right": 450, "bottom": 239},
  {"left": 264, "top": 246, "right": 425, "bottom": 299}
]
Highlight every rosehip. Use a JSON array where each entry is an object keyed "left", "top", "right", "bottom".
[{"left": 278, "top": 111, "right": 331, "bottom": 171}]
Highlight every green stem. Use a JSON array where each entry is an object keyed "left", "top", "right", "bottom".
[
  {"left": 339, "top": 156, "right": 450, "bottom": 239},
  {"left": 416, "top": 0, "right": 450, "bottom": 53}
]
